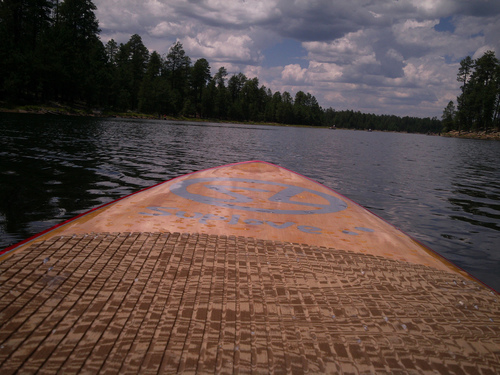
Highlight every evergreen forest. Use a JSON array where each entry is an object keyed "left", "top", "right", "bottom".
[
  {"left": 0, "top": 0, "right": 479, "bottom": 135},
  {"left": 442, "top": 51, "right": 500, "bottom": 133}
]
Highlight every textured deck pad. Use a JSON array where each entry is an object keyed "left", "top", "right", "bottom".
[{"left": 1, "top": 232, "right": 499, "bottom": 374}]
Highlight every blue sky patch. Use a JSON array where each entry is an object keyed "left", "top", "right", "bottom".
[
  {"left": 262, "top": 39, "right": 308, "bottom": 68},
  {"left": 434, "top": 16, "right": 455, "bottom": 33}
]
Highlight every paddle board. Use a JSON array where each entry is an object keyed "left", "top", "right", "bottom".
[{"left": 1, "top": 161, "right": 499, "bottom": 373}]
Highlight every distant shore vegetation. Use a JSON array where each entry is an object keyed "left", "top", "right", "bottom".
[{"left": 1, "top": 1, "right": 498, "bottom": 137}]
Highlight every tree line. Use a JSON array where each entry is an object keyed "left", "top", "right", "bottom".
[
  {"left": 1, "top": 0, "right": 441, "bottom": 133},
  {"left": 442, "top": 51, "right": 500, "bottom": 133}
]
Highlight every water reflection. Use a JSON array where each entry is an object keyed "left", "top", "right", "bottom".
[
  {"left": 1, "top": 113, "right": 499, "bottom": 290},
  {"left": 1, "top": 115, "right": 103, "bottom": 242}
]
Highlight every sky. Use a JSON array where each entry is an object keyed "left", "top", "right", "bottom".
[{"left": 94, "top": 0, "right": 500, "bottom": 118}]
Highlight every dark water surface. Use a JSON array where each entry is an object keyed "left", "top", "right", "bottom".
[{"left": 1, "top": 113, "right": 499, "bottom": 290}]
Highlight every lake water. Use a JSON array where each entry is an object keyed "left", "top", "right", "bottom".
[{"left": 1, "top": 113, "right": 499, "bottom": 290}]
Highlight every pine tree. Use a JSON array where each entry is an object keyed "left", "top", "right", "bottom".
[
  {"left": 441, "top": 101, "right": 456, "bottom": 132},
  {"left": 126, "top": 34, "right": 149, "bottom": 109},
  {"left": 456, "top": 56, "right": 474, "bottom": 131},
  {"left": 139, "top": 51, "right": 167, "bottom": 114},
  {"left": 165, "top": 42, "right": 191, "bottom": 115},
  {"left": 52, "top": 0, "right": 103, "bottom": 103},
  {"left": 0, "top": 0, "right": 54, "bottom": 101},
  {"left": 190, "top": 58, "right": 211, "bottom": 116},
  {"left": 214, "top": 67, "right": 228, "bottom": 118},
  {"left": 453, "top": 51, "right": 500, "bottom": 133}
]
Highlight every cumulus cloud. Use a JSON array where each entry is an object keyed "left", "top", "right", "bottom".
[
  {"left": 184, "top": 31, "right": 262, "bottom": 64},
  {"left": 94, "top": 0, "right": 500, "bottom": 117},
  {"left": 281, "top": 64, "right": 308, "bottom": 84}
]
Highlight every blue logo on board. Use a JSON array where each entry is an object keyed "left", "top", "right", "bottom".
[{"left": 168, "top": 177, "right": 348, "bottom": 215}]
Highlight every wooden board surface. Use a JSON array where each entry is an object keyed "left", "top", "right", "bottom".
[
  {"left": 1, "top": 161, "right": 499, "bottom": 374},
  {"left": 1, "top": 161, "right": 470, "bottom": 276}
]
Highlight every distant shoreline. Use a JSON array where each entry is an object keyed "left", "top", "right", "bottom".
[{"left": 1, "top": 106, "right": 499, "bottom": 141}]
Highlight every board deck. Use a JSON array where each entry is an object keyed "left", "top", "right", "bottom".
[{"left": 1, "top": 161, "right": 499, "bottom": 374}]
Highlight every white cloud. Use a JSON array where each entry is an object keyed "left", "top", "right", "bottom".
[
  {"left": 454, "top": 16, "right": 499, "bottom": 57},
  {"left": 281, "top": 64, "right": 308, "bottom": 84},
  {"left": 303, "top": 29, "right": 374, "bottom": 65},
  {"left": 473, "top": 45, "right": 497, "bottom": 60},
  {"left": 184, "top": 32, "right": 261, "bottom": 63},
  {"left": 147, "top": 21, "right": 193, "bottom": 38}
]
